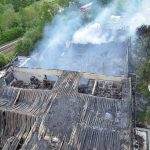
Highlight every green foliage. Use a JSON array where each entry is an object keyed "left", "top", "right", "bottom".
[
  {"left": 0, "top": 0, "right": 72, "bottom": 52},
  {"left": 137, "top": 26, "right": 150, "bottom": 98},
  {"left": 0, "top": 0, "right": 40, "bottom": 11},
  {"left": 0, "top": 0, "right": 73, "bottom": 62},
  {"left": 146, "top": 109, "right": 150, "bottom": 125},
  {"left": 56, "top": 0, "right": 72, "bottom": 7},
  {"left": 11, "top": 0, "right": 39, "bottom": 11},
  {"left": 0, "top": 51, "right": 14, "bottom": 69},
  {"left": 137, "top": 60, "right": 150, "bottom": 98},
  {"left": 139, "top": 107, "right": 150, "bottom": 125},
  {"left": 139, "top": 108, "right": 147, "bottom": 123},
  {"left": 137, "top": 26, "right": 150, "bottom": 125},
  {"left": 0, "top": 27, "right": 25, "bottom": 45},
  {"left": 0, "top": 53, "right": 8, "bottom": 68},
  {"left": 0, "top": 5, "right": 16, "bottom": 31},
  {"left": 25, "top": 27, "right": 42, "bottom": 43},
  {"left": 40, "top": 1, "right": 59, "bottom": 22},
  {"left": 6, "top": 51, "right": 14, "bottom": 62},
  {"left": 13, "top": 0, "right": 72, "bottom": 56},
  {"left": 0, "top": 3, "right": 5, "bottom": 14},
  {"left": 15, "top": 27, "right": 42, "bottom": 56},
  {"left": 19, "top": 5, "right": 39, "bottom": 28},
  {"left": 15, "top": 38, "right": 34, "bottom": 56}
]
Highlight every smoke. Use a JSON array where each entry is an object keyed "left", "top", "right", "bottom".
[
  {"left": 72, "top": 0, "right": 150, "bottom": 44},
  {"left": 72, "top": 23, "right": 110, "bottom": 44},
  {"left": 25, "top": 6, "right": 83, "bottom": 68},
  {"left": 23, "top": 0, "right": 150, "bottom": 76}
]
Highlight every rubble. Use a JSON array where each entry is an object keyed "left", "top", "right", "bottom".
[
  {"left": 11, "top": 75, "right": 55, "bottom": 90},
  {"left": 78, "top": 79, "right": 123, "bottom": 99},
  {"left": 0, "top": 67, "right": 133, "bottom": 150}
]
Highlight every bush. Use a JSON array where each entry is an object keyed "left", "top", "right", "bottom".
[
  {"left": 0, "top": 53, "right": 8, "bottom": 68},
  {"left": 14, "top": 27, "right": 43, "bottom": 56},
  {"left": 137, "top": 60, "right": 150, "bottom": 98},
  {"left": 15, "top": 38, "right": 34, "bottom": 56},
  {"left": 6, "top": 51, "right": 14, "bottom": 62},
  {"left": 0, "top": 27, "right": 25, "bottom": 44},
  {"left": 139, "top": 108, "right": 147, "bottom": 123},
  {"left": 24, "top": 27, "right": 42, "bottom": 43}
]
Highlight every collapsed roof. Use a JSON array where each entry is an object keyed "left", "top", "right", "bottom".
[{"left": 0, "top": 67, "right": 133, "bottom": 150}]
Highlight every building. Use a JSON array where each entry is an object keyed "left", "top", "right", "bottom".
[{"left": 0, "top": 67, "right": 133, "bottom": 150}]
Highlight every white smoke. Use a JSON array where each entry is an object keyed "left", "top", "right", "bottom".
[
  {"left": 72, "top": 23, "right": 110, "bottom": 44},
  {"left": 72, "top": 0, "right": 150, "bottom": 45},
  {"left": 23, "top": 0, "right": 150, "bottom": 76}
]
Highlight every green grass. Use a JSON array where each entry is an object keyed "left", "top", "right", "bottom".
[
  {"left": 139, "top": 106, "right": 150, "bottom": 125},
  {"left": 139, "top": 108, "right": 147, "bottom": 124},
  {"left": 146, "top": 107, "right": 150, "bottom": 125},
  {"left": 5, "top": 51, "right": 14, "bottom": 61}
]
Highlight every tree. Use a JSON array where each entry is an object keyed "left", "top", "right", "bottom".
[
  {"left": 15, "top": 38, "right": 34, "bottom": 56},
  {"left": 0, "top": 5, "right": 18, "bottom": 31},
  {"left": 0, "top": 27, "right": 25, "bottom": 44},
  {"left": 40, "top": 1, "right": 59, "bottom": 22},
  {"left": 19, "top": 5, "right": 38, "bottom": 28},
  {"left": 136, "top": 26, "right": 150, "bottom": 57},
  {"left": 24, "top": 27, "right": 42, "bottom": 43},
  {"left": 0, "top": 0, "right": 39, "bottom": 11}
]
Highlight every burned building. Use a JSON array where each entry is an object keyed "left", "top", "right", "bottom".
[{"left": 0, "top": 66, "right": 133, "bottom": 150}]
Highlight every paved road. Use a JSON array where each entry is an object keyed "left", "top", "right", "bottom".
[{"left": 0, "top": 40, "right": 18, "bottom": 53}]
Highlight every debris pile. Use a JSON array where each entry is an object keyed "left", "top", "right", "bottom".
[
  {"left": 0, "top": 67, "right": 132, "bottom": 149},
  {"left": 78, "top": 79, "right": 122, "bottom": 99},
  {"left": 78, "top": 79, "right": 94, "bottom": 94},
  {"left": 11, "top": 75, "right": 55, "bottom": 90},
  {"left": 94, "top": 80, "right": 122, "bottom": 99},
  {"left": 134, "top": 134, "right": 144, "bottom": 149}
]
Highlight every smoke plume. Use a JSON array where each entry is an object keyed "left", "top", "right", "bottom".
[{"left": 23, "top": 0, "right": 150, "bottom": 76}]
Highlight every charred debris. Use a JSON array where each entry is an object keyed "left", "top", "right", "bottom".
[
  {"left": 0, "top": 44, "right": 149, "bottom": 149},
  {"left": 0, "top": 45, "right": 149, "bottom": 150},
  {"left": 0, "top": 66, "right": 135, "bottom": 150}
]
